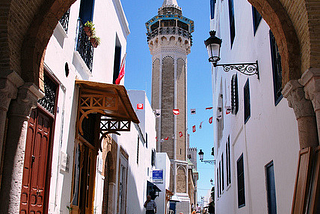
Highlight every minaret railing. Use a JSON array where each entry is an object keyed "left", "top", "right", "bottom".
[{"left": 147, "top": 27, "right": 192, "bottom": 42}]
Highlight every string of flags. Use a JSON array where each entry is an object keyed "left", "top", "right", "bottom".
[{"left": 135, "top": 104, "right": 230, "bottom": 141}]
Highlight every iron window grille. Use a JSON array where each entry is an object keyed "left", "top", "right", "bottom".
[
  {"left": 59, "top": 8, "right": 70, "bottom": 33},
  {"left": 76, "top": 18, "right": 94, "bottom": 72},
  {"left": 38, "top": 73, "right": 57, "bottom": 115}
]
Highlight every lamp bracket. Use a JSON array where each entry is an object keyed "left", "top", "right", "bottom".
[
  {"left": 200, "top": 160, "right": 216, "bottom": 165},
  {"left": 215, "top": 60, "right": 259, "bottom": 79}
]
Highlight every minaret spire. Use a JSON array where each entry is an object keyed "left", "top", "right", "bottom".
[{"left": 162, "top": 0, "right": 179, "bottom": 7}]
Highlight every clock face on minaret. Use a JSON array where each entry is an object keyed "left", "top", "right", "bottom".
[{"left": 146, "top": 0, "right": 194, "bottom": 200}]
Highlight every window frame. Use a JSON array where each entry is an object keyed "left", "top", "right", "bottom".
[{"left": 237, "top": 154, "right": 246, "bottom": 208}]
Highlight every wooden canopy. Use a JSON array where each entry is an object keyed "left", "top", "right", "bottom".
[{"left": 76, "top": 80, "right": 139, "bottom": 136}]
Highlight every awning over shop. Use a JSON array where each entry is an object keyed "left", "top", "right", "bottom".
[
  {"left": 147, "top": 181, "right": 161, "bottom": 199},
  {"left": 75, "top": 80, "right": 139, "bottom": 138}
]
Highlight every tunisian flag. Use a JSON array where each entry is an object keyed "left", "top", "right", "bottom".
[
  {"left": 173, "top": 109, "right": 180, "bottom": 115},
  {"left": 115, "top": 53, "right": 126, "bottom": 85}
]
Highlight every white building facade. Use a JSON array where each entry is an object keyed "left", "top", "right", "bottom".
[
  {"left": 23, "top": 0, "right": 157, "bottom": 213},
  {"left": 209, "top": 0, "right": 300, "bottom": 213}
]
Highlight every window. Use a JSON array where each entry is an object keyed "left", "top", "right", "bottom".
[
  {"left": 218, "top": 162, "right": 222, "bottom": 196},
  {"left": 79, "top": 0, "right": 95, "bottom": 23},
  {"left": 113, "top": 35, "right": 122, "bottom": 84},
  {"left": 228, "top": 0, "right": 235, "bottom": 47},
  {"left": 266, "top": 162, "right": 277, "bottom": 214},
  {"left": 244, "top": 79, "right": 251, "bottom": 124},
  {"left": 151, "top": 149, "right": 156, "bottom": 166},
  {"left": 177, "top": 21, "right": 188, "bottom": 31},
  {"left": 210, "top": 0, "right": 216, "bottom": 19},
  {"left": 231, "top": 74, "right": 239, "bottom": 115},
  {"left": 226, "top": 137, "right": 231, "bottom": 186},
  {"left": 137, "top": 136, "right": 140, "bottom": 164},
  {"left": 270, "top": 30, "right": 283, "bottom": 105},
  {"left": 222, "top": 154, "right": 225, "bottom": 191},
  {"left": 237, "top": 154, "right": 245, "bottom": 208},
  {"left": 118, "top": 154, "right": 128, "bottom": 214},
  {"left": 252, "top": 6, "right": 262, "bottom": 35}
]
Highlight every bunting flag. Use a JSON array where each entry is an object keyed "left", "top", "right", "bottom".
[
  {"left": 226, "top": 106, "right": 231, "bottom": 114},
  {"left": 206, "top": 107, "right": 213, "bottom": 110},
  {"left": 192, "top": 125, "right": 196, "bottom": 133},
  {"left": 199, "top": 121, "right": 203, "bottom": 129},
  {"left": 137, "top": 103, "right": 144, "bottom": 110},
  {"left": 191, "top": 109, "right": 196, "bottom": 114},
  {"left": 164, "top": 137, "right": 169, "bottom": 140},
  {"left": 209, "top": 116, "right": 213, "bottom": 124},
  {"left": 179, "top": 131, "right": 183, "bottom": 137},
  {"left": 173, "top": 109, "right": 180, "bottom": 115},
  {"left": 154, "top": 109, "right": 161, "bottom": 117},
  {"left": 115, "top": 53, "right": 126, "bottom": 85}
]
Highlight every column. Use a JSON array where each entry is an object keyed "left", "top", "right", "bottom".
[
  {"left": 299, "top": 68, "right": 320, "bottom": 144},
  {"left": 0, "top": 83, "right": 43, "bottom": 214},
  {"left": 282, "top": 80, "right": 319, "bottom": 149},
  {"left": 0, "top": 71, "right": 24, "bottom": 191}
]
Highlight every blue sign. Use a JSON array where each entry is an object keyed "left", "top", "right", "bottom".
[{"left": 152, "top": 169, "right": 163, "bottom": 182}]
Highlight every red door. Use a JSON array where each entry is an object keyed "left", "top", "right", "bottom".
[{"left": 20, "top": 108, "right": 52, "bottom": 214}]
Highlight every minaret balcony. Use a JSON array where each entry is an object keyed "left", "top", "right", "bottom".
[{"left": 147, "top": 27, "right": 192, "bottom": 43}]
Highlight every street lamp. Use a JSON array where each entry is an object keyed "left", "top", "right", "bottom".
[
  {"left": 205, "top": 30, "right": 259, "bottom": 79},
  {"left": 198, "top": 149, "right": 215, "bottom": 165}
]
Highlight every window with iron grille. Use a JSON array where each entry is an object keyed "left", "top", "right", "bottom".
[
  {"left": 59, "top": 9, "right": 70, "bottom": 33},
  {"left": 237, "top": 154, "right": 245, "bottom": 208},
  {"left": 252, "top": 6, "right": 262, "bottom": 35},
  {"left": 244, "top": 79, "right": 251, "bottom": 124},
  {"left": 270, "top": 30, "right": 283, "bottom": 105},
  {"left": 38, "top": 72, "right": 57, "bottom": 115},
  {"left": 228, "top": 0, "right": 235, "bottom": 47},
  {"left": 231, "top": 74, "right": 239, "bottom": 115}
]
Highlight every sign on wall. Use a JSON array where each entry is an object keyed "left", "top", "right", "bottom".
[{"left": 152, "top": 169, "right": 163, "bottom": 183}]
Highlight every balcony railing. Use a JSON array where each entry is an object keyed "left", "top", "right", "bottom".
[
  {"left": 59, "top": 9, "right": 70, "bottom": 33},
  {"left": 75, "top": 19, "right": 94, "bottom": 72},
  {"left": 147, "top": 27, "right": 192, "bottom": 43}
]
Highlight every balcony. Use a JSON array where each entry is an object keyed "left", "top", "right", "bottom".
[{"left": 75, "top": 19, "right": 94, "bottom": 72}]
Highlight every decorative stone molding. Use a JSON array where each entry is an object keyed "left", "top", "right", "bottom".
[
  {"left": 8, "top": 82, "right": 44, "bottom": 118},
  {"left": 0, "top": 70, "right": 24, "bottom": 111},
  {"left": 282, "top": 80, "right": 315, "bottom": 119},
  {"left": 299, "top": 68, "right": 320, "bottom": 111}
]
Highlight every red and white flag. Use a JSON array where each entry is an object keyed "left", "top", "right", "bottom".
[
  {"left": 164, "top": 137, "right": 169, "bottom": 140},
  {"left": 192, "top": 125, "right": 196, "bottom": 133},
  {"left": 115, "top": 53, "right": 127, "bottom": 85},
  {"left": 137, "top": 103, "right": 144, "bottom": 110},
  {"left": 173, "top": 109, "right": 180, "bottom": 115},
  {"left": 209, "top": 116, "right": 213, "bottom": 124},
  {"left": 179, "top": 131, "right": 183, "bottom": 137}
]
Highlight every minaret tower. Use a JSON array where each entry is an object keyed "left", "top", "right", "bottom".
[{"left": 146, "top": 0, "right": 194, "bottom": 212}]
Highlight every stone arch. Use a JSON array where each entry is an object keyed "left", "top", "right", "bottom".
[
  {"left": 0, "top": 0, "right": 76, "bottom": 87},
  {"left": 247, "top": 0, "right": 320, "bottom": 84},
  {"left": 176, "top": 165, "right": 187, "bottom": 193}
]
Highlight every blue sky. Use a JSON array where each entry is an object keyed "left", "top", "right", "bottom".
[{"left": 121, "top": 0, "right": 215, "bottom": 202}]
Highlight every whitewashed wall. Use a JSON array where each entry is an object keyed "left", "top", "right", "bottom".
[
  {"left": 211, "top": 0, "right": 299, "bottom": 213},
  {"left": 44, "top": 0, "right": 130, "bottom": 213}
]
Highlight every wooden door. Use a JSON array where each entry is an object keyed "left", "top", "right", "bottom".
[{"left": 20, "top": 108, "right": 52, "bottom": 214}]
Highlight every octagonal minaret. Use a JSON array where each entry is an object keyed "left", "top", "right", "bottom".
[{"left": 146, "top": 0, "right": 194, "bottom": 212}]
